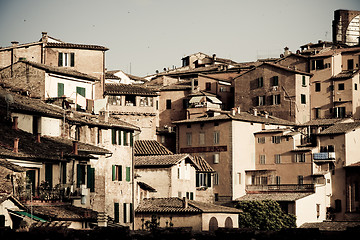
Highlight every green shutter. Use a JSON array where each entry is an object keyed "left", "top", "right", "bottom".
[
  {"left": 77, "top": 164, "right": 82, "bottom": 187},
  {"left": 190, "top": 192, "right": 194, "bottom": 200},
  {"left": 45, "top": 163, "right": 53, "bottom": 188},
  {"left": 129, "top": 132, "right": 133, "bottom": 147},
  {"left": 57, "top": 83, "right": 64, "bottom": 97},
  {"left": 70, "top": 53, "right": 75, "bottom": 67},
  {"left": 112, "top": 165, "right": 116, "bottom": 181},
  {"left": 112, "top": 129, "right": 117, "bottom": 145},
  {"left": 126, "top": 167, "right": 130, "bottom": 182},
  {"left": 130, "top": 203, "right": 133, "bottom": 223},
  {"left": 58, "top": 52, "right": 63, "bottom": 66},
  {"left": 123, "top": 131, "right": 128, "bottom": 146},
  {"left": 76, "top": 86, "right": 86, "bottom": 97},
  {"left": 118, "top": 130, "right": 122, "bottom": 145},
  {"left": 87, "top": 165, "right": 95, "bottom": 192},
  {"left": 196, "top": 172, "right": 200, "bottom": 187},
  {"left": 114, "top": 202, "right": 119, "bottom": 223},
  {"left": 62, "top": 162, "right": 67, "bottom": 184}
]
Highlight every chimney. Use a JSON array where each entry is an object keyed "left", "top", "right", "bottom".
[
  {"left": 11, "top": 41, "right": 19, "bottom": 47},
  {"left": 99, "top": 110, "right": 109, "bottom": 122},
  {"left": 182, "top": 197, "right": 188, "bottom": 208},
  {"left": 237, "top": 106, "right": 241, "bottom": 114},
  {"left": 13, "top": 138, "right": 19, "bottom": 153},
  {"left": 36, "top": 133, "right": 41, "bottom": 143},
  {"left": 231, "top": 108, "right": 236, "bottom": 116},
  {"left": 264, "top": 111, "right": 269, "bottom": 119},
  {"left": 41, "top": 32, "right": 48, "bottom": 42},
  {"left": 12, "top": 116, "right": 18, "bottom": 130},
  {"left": 72, "top": 140, "right": 78, "bottom": 155},
  {"left": 284, "top": 47, "right": 291, "bottom": 57},
  {"left": 212, "top": 54, "right": 217, "bottom": 61},
  {"left": 253, "top": 108, "right": 258, "bottom": 116}
]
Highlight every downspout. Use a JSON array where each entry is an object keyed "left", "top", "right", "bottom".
[
  {"left": 102, "top": 51, "right": 106, "bottom": 98},
  {"left": 132, "top": 130, "right": 141, "bottom": 230}
]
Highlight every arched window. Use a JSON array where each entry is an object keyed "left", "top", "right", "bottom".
[
  {"left": 225, "top": 217, "right": 233, "bottom": 229},
  {"left": 209, "top": 217, "right": 218, "bottom": 231}
]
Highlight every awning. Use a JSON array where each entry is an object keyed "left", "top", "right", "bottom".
[
  {"left": 206, "top": 96, "right": 222, "bottom": 104},
  {"left": 8, "top": 210, "right": 47, "bottom": 222},
  {"left": 189, "top": 96, "right": 204, "bottom": 103}
]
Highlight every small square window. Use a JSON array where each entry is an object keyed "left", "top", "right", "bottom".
[
  {"left": 338, "top": 83, "right": 345, "bottom": 91},
  {"left": 301, "top": 94, "right": 306, "bottom": 104}
]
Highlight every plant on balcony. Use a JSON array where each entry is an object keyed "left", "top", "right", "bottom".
[{"left": 235, "top": 200, "right": 296, "bottom": 231}]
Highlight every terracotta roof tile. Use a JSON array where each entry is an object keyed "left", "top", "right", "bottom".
[
  {"left": 318, "top": 122, "right": 360, "bottom": 135},
  {"left": 105, "top": 83, "right": 158, "bottom": 96},
  {"left": 30, "top": 204, "right": 97, "bottom": 221},
  {"left": 236, "top": 192, "right": 313, "bottom": 202},
  {"left": 192, "top": 156, "right": 214, "bottom": 172},
  {"left": 134, "top": 140, "right": 173, "bottom": 156},
  {"left": 46, "top": 42, "right": 108, "bottom": 51},
  {"left": 135, "top": 154, "right": 195, "bottom": 167},
  {"left": 137, "top": 181, "right": 156, "bottom": 192}
]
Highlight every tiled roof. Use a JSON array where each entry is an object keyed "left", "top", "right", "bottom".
[
  {"left": 331, "top": 70, "right": 359, "bottom": 80},
  {"left": 235, "top": 192, "right": 313, "bottom": 202},
  {"left": 318, "top": 122, "right": 360, "bottom": 135},
  {"left": 345, "top": 161, "right": 360, "bottom": 168},
  {"left": 173, "top": 112, "right": 295, "bottom": 126},
  {"left": 0, "top": 121, "right": 109, "bottom": 161},
  {"left": 136, "top": 197, "right": 241, "bottom": 214},
  {"left": 192, "top": 156, "right": 214, "bottom": 172},
  {"left": 0, "top": 158, "right": 26, "bottom": 172},
  {"left": 300, "top": 221, "right": 360, "bottom": 231},
  {"left": 30, "top": 204, "right": 97, "bottom": 221},
  {"left": 134, "top": 140, "right": 173, "bottom": 156},
  {"left": 46, "top": 42, "right": 108, "bottom": 51},
  {"left": 104, "top": 83, "right": 158, "bottom": 96},
  {"left": 137, "top": 181, "right": 156, "bottom": 192},
  {"left": 16, "top": 60, "right": 100, "bottom": 81},
  {"left": 135, "top": 154, "right": 198, "bottom": 169},
  {"left": 301, "top": 118, "right": 344, "bottom": 126}
]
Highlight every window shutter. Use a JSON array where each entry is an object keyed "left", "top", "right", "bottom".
[
  {"left": 196, "top": 172, "right": 200, "bottom": 187},
  {"left": 123, "top": 131, "right": 128, "bottom": 146},
  {"left": 58, "top": 52, "right": 63, "bottom": 66},
  {"left": 57, "top": 83, "right": 64, "bottom": 97},
  {"left": 118, "top": 165, "right": 122, "bottom": 181},
  {"left": 61, "top": 162, "right": 67, "bottom": 184},
  {"left": 117, "top": 130, "right": 122, "bottom": 145},
  {"left": 76, "top": 164, "right": 82, "bottom": 187},
  {"left": 207, "top": 173, "right": 212, "bottom": 187},
  {"left": 123, "top": 203, "right": 127, "bottom": 223},
  {"left": 112, "top": 129, "right": 116, "bottom": 145},
  {"left": 114, "top": 203, "right": 119, "bottom": 223},
  {"left": 112, "top": 165, "right": 116, "bottom": 181},
  {"left": 70, "top": 53, "right": 75, "bottom": 67},
  {"left": 87, "top": 165, "right": 95, "bottom": 192},
  {"left": 129, "top": 132, "right": 133, "bottom": 147},
  {"left": 126, "top": 167, "right": 130, "bottom": 182},
  {"left": 76, "top": 87, "right": 86, "bottom": 97},
  {"left": 45, "top": 163, "right": 53, "bottom": 188},
  {"left": 129, "top": 203, "right": 134, "bottom": 223},
  {"left": 190, "top": 192, "right": 194, "bottom": 200}
]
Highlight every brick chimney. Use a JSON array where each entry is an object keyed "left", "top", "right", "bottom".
[
  {"left": 12, "top": 116, "right": 18, "bottom": 130},
  {"left": 72, "top": 141, "right": 78, "bottom": 155},
  {"left": 182, "top": 197, "right": 188, "bottom": 208},
  {"left": 13, "top": 138, "right": 19, "bottom": 153},
  {"left": 41, "top": 32, "right": 48, "bottom": 42},
  {"left": 36, "top": 133, "right": 41, "bottom": 143}
]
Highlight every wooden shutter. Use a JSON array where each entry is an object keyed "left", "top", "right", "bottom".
[
  {"left": 77, "top": 164, "right": 82, "bottom": 187},
  {"left": 129, "top": 132, "right": 133, "bottom": 147},
  {"left": 57, "top": 83, "right": 64, "bottom": 97},
  {"left": 123, "top": 203, "right": 127, "bottom": 223},
  {"left": 126, "top": 167, "right": 130, "bottom": 182},
  {"left": 117, "top": 130, "right": 122, "bottom": 145},
  {"left": 207, "top": 173, "right": 212, "bottom": 187},
  {"left": 76, "top": 87, "right": 86, "bottom": 97},
  {"left": 70, "top": 53, "right": 75, "bottom": 67},
  {"left": 45, "top": 163, "right": 53, "bottom": 188},
  {"left": 87, "top": 165, "right": 95, "bottom": 192},
  {"left": 61, "top": 162, "right": 67, "bottom": 184},
  {"left": 112, "top": 129, "right": 116, "bottom": 145},
  {"left": 112, "top": 165, "right": 116, "bottom": 181},
  {"left": 129, "top": 203, "right": 133, "bottom": 223},
  {"left": 123, "top": 131, "right": 128, "bottom": 146},
  {"left": 58, "top": 52, "right": 63, "bottom": 66},
  {"left": 118, "top": 165, "right": 122, "bottom": 181},
  {"left": 196, "top": 172, "right": 200, "bottom": 187}
]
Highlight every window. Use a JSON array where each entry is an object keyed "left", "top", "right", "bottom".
[
  {"left": 335, "top": 199, "right": 342, "bottom": 212},
  {"left": 76, "top": 164, "right": 86, "bottom": 187},
  {"left": 206, "top": 82, "right": 211, "bottom": 91},
  {"left": 302, "top": 76, "right": 306, "bottom": 86},
  {"left": 125, "top": 95, "right": 136, "bottom": 106},
  {"left": 315, "top": 82, "right": 321, "bottom": 92},
  {"left": 334, "top": 107, "right": 346, "bottom": 118},
  {"left": 270, "top": 94, "right": 280, "bottom": 105},
  {"left": 295, "top": 153, "right": 306, "bottom": 163},
  {"left": 257, "top": 96, "right": 265, "bottom": 106},
  {"left": 183, "top": 99, "right": 189, "bottom": 109},
  {"left": 276, "top": 176, "right": 281, "bottom": 185},
  {"left": 355, "top": 83, "right": 358, "bottom": 91},
  {"left": 275, "top": 154, "right": 281, "bottom": 164},
  {"left": 139, "top": 96, "right": 153, "bottom": 107},
  {"left": 259, "top": 155, "right": 266, "bottom": 164},
  {"left": 213, "top": 172, "right": 219, "bottom": 185},
  {"left": 272, "top": 136, "right": 281, "bottom": 144},
  {"left": 196, "top": 172, "right": 212, "bottom": 187},
  {"left": 58, "top": 52, "right": 75, "bottom": 67},
  {"left": 178, "top": 191, "right": 182, "bottom": 198},
  {"left": 57, "top": 83, "right": 64, "bottom": 97},
  {"left": 315, "top": 108, "right": 320, "bottom": 119},
  {"left": 61, "top": 162, "right": 67, "bottom": 184},
  {"left": 123, "top": 203, "right": 133, "bottom": 223},
  {"left": 166, "top": 99, "right": 172, "bottom": 109},
  {"left": 316, "top": 204, "right": 320, "bottom": 218},
  {"left": 108, "top": 96, "right": 122, "bottom": 105},
  {"left": 338, "top": 83, "right": 345, "bottom": 90},
  {"left": 213, "top": 153, "right": 220, "bottom": 164},
  {"left": 45, "top": 163, "right": 53, "bottom": 188},
  {"left": 348, "top": 59, "right": 354, "bottom": 70},
  {"left": 257, "top": 77, "right": 264, "bottom": 88},
  {"left": 123, "top": 131, "right": 128, "bottom": 146},
  {"left": 199, "top": 132, "right": 205, "bottom": 145},
  {"left": 272, "top": 76, "right": 279, "bottom": 86},
  {"left": 213, "top": 131, "right": 220, "bottom": 144},
  {"left": 301, "top": 94, "right": 306, "bottom": 104},
  {"left": 112, "top": 165, "right": 122, "bottom": 181},
  {"left": 298, "top": 175, "right": 304, "bottom": 185},
  {"left": 118, "top": 130, "right": 122, "bottom": 145},
  {"left": 313, "top": 59, "right": 324, "bottom": 70},
  {"left": 260, "top": 176, "right": 268, "bottom": 185},
  {"left": 186, "top": 133, "right": 192, "bottom": 146},
  {"left": 114, "top": 202, "right": 120, "bottom": 223},
  {"left": 112, "top": 129, "right": 117, "bottom": 145},
  {"left": 87, "top": 165, "right": 95, "bottom": 192},
  {"left": 258, "top": 137, "right": 265, "bottom": 144}
]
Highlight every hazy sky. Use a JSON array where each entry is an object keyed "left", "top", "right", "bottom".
[{"left": 0, "top": 0, "right": 359, "bottom": 76}]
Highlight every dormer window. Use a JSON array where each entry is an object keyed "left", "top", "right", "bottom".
[{"left": 58, "top": 52, "right": 75, "bottom": 67}]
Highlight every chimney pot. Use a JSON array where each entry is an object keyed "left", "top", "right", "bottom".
[
  {"left": 13, "top": 138, "right": 19, "bottom": 153},
  {"left": 36, "top": 133, "right": 41, "bottom": 143},
  {"left": 72, "top": 140, "right": 78, "bottom": 155}
]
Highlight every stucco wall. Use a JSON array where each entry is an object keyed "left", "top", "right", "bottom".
[
  {"left": 135, "top": 214, "right": 202, "bottom": 231},
  {"left": 202, "top": 213, "right": 239, "bottom": 231}
]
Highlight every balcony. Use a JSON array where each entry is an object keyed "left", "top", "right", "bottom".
[
  {"left": 313, "top": 152, "right": 336, "bottom": 161},
  {"left": 246, "top": 184, "right": 315, "bottom": 193}
]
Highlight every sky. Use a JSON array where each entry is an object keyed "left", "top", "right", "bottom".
[{"left": 0, "top": 0, "right": 359, "bottom": 77}]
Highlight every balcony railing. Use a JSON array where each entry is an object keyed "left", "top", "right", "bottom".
[
  {"left": 246, "top": 184, "right": 315, "bottom": 192},
  {"left": 313, "top": 152, "right": 336, "bottom": 160}
]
